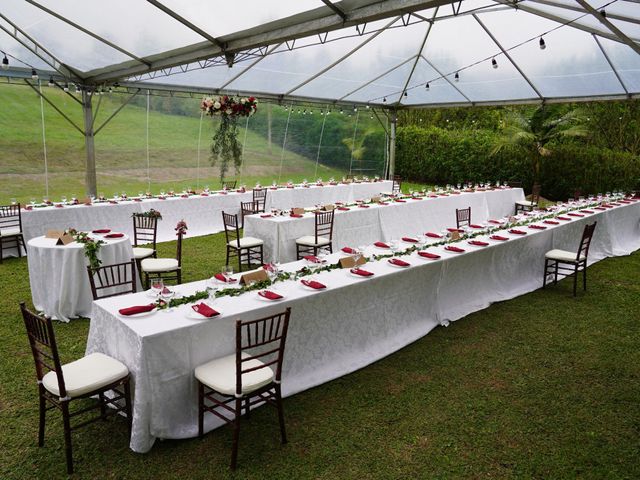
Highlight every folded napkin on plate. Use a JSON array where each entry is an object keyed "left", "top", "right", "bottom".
[
  {"left": 180, "top": 194, "right": 189, "bottom": 198},
  {"left": 358, "top": 204, "right": 370, "bottom": 208},
  {"left": 350, "top": 268, "right": 374, "bottom": 277},
  {"left": 158, "top": 196, "right": 166, "bottom": 200},
  {"left": 619, "top": 200, "right": 632, "bottom": 204},
  {"left": 488, "top": 219, "right": 503, "bottom": 225},
  {"left": 447, "top": 228, "right": 463, "bottom": 233},
  {"left": 544, "top": 220, "right": 560, "bottom": 225},
  {"left": 290, "top": 213, "right": 304, "bottom": 218},
  {"left": 394, "top": 199, "right": 406, "bottom": 203},
  {"left": 54, "top": 204, "right": 64, "bottom": 208},
  {"left": 337, "top": 207, "right": 350, "bottom": 211},
  {"left": 509, "top": 229, "right": 527, "bottom": 235},
  {"left": 105, "top": 233, "right": 124, "bottom": 238},
  {"left": 200, "top": 193, "right": 209, "bottom": 196},
  {"left": 378, "top": 202, "right": 389, "bottom": 206},
  {"left": 470, "top": 224, "right": 484, "bottom": 229},
  {"left": 594, "top": 207, "right": 607, "bottom": 211},
  {"left": 568, "top": 212, "right": 584, "bottom": 217},
  {"left": 119, "top": 304, "right": 155, "bottom": 316},
  {"left": 468, "top": 240, "right": 489, "bottom": 247},
  {"left": 108, "top": 200, "right": 118, "bottom": 204},
  {"left": 92, "top": 229, "right": 111, "bottom": 234},
  {"left": 303, "top": 255, "right": 323, "bottom": 263},
  {"left": 218, "top": 191, "right": 228, "bottom": 195},
  {"left": 411, "top": 197, "right": 423, "bottom": 200},
  {"left": 445, "top": 245, "right": 465, "bottom": 253},
  {"left": 418, "top": 251, "right": 441, "bottom": 259},
  {"left": 388, "top": 258, "right": 410, "bottom": 267},
  {"left": 557, "top": 216, "right": 571, "bottom": 221},
  {"left": 286, "top": 185, "right": 294, "bottom": 189},
  {"left": 214, "top": 273, "right": 236, "bottom": 283},
  {"left": 490, "top": 235, "right": 509, "bottom": 241},
  {"left": 426, "top": 232, "right": 442, "bottom": 238},
  {"left": 428, "top": 194, "right": 438, "bottom": 198},
  {"left": 451, "top": 191, "right": 461, "bottom": 195},
  {"left": 301, "top": 279, "right": 326, "bottom": 290},
  {"left": 581, "top": 209, "right": 595, "bottom": 214},
  {"left": 260, "top": 214, "right": 272, "bottom": 218},
  {"left": 192, "top": 303, "right": 219, "bottom": 318},
  {"left": 528, "top": 225, "right": 547, "bottom": 230},
  {"left": 402, "top": 237, "right": 418, "bottom": 243},
  {"left": 259, "top": 290, "right": 282, "bottom": 300},
  {"left": 374, "top": 242, "right": 389, "bottom": 248},
  {"left": 341, "top": 247, "right": 356, "bottom": 254},
  {"left": 269, "top": 187, "right": 278, "bottom": 190}
]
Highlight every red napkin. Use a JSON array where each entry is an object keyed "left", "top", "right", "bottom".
[
  {"left": 286, "top": 185, "right": 294, "bottom": 189},
  {"left": 528, "top": 225, "right": 547, "bottom": 230},
  {"left": 258, "top": 290, "right": 283, "bottom": 300},
  {"left": 438, "top": 194, "right": 449, "bottom": 197},
  {"left": 290, "top": 213, "right": 304, "bottom": 218},
  {"left": 594, "top": 207, "right": 607, "bottom": 211},
  {"left": 557, "top": 216, "right": 572, "bottom": 221},
  {"left": 418, "top": 251, "right": 441, "bottom": 259},
  {"left": 544, "top": 220, "right": 560, "bottom": 225},
  {"left": 108, "top": 200, "right": 118, "bottom": 204},
  {"left": 411, "top": 197, "right": 423, "bottom": 200},
  {"left": 134, "top": 198, "right": 143, "bottom": 202},
  {"left": 394, "top": 199, "right": 406, "bottom": 203},
  {"left": 303, "top": 255, "right": 323, "bottom": 263},
  {"left": 180, "top": 194, "right": 189, "bottom": 198},
  {"left": 260, "top": 214, "right": 272, "bottom": 218},
  {"left": 470, "top": 224, "right": 484, "bottom": 229},
  {"left": 581, "top": 209, "right": 595, "bottom": 214},
  {"left": 468, "top": 240, "right": 489, "bottom": 247},
  {"left": 301, "top": 279, "right": 326, "bottom": 290},
  {"left": 55, "top": 204, "right": 64, "bottom": 208},
  {"left": 342, "top": 247, "right": 356, "bottom": 254},
  {"left": 428, "top": 195, "right": 438, "bottom": 198},
  {"left": 447, "top": 228, "right": 463, "bottom": 233},
  {"left": 619, "top": 200, "right": 631, "bottom": 204},
  {"left": 358, "top": 204, "right": 370, "bottom": 208},
  {"left": 350, "top": 268, "right": 374, "bottom": 277},
  {"left": 568, "top": 213, "right": 584, "bottom": 217},
  {"left": 374, "top": 242, "right": 389, "bottom": 249},
  {"left": 451, "top": 191, "right": 461, "bottom": 195},
  {"left": 426, "top": 232, "right": 442, "bottom": 238},
  {"left": 402, "top": 237, "right": 418, "bottom": 243},
  {"left": 490, "top": 235, "right": 508, "bottom": 241},
  {"left": 378, "top": 202, "right": 389, "bottom": 206},
  {"left": 119, "top": 304, "right": 155, "bottom": 316},
  {"left": 337, "top": 207, "right": 350, "bottom": 211},
  {"left": 388, "top": 258, "right": 410, "bottom": 267},
  {"left": 269, "top": 187, "right": 278, "bottom": 190},
  {"left": 445, "top": 245, "right": 465, "bottom": 253},
  {"left": 92, "top": 229, "right": 111, "bottom": 234},
  {"left": 105, "top": 233, "right": 124, "bottom": 238},
  {"left": 218, "top": 191, "right": 227, "bottom": 195},
  {"left": 335, "top": 202, "right": 344, "bottom": 205},
  {"left": 508, "top": 229, "right": 527, "bottom": 235},
  {"left": 158, "top": 196, "right": 166, "bottom": 200},
  {"left": 488, "top": 220, "right": 503, "bottom": 225},
  {"left": 200, "top": 193, "right": 209, "bottom": 196},
  {"left": 192, "top": 303, "right": 219, "bottom": 318},
  {"left": 214, "top": 273, "right": 236, "bottom": 283}
]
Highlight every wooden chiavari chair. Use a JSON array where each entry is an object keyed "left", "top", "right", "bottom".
[
  {"left": 241, "top": 200, "right": 260, "bottom": 228},
  {"left": 456, "top": 206, "right": 471, "bottom": 229},
  {"left": 87, "top": 259, "right": 137, "bottom": 301},
  {"left": 140, "top": 230, "right": 183, "bottom": 289},
  {"left": 221, "top": 180, "right": 237, "bottom": 191},
  {"left": 515, "top": 183, "right": 541, "bottom": 214},
  {"left": 252, "top": 188, "right": 267, "bottom": 213},
  {"left": 222, "top": 212, "right": 264, "bottom": 272},
  {"left": 0, "top": 203, "right": 26, "bottom": 263},
  {"left": 295, "top": 209, "right": 334, "bottom": 259}
]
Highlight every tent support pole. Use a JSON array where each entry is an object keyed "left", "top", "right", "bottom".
[
  {"left": 388, "top": 110, "right": 397, "bottom": 179},
  {"left": 82, "top": 89, "right": 97, "bottom": 197}
]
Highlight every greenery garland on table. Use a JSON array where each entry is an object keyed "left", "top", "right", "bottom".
[
  {"left": 65, "top": 229, "right": 105, "bottom": 269},
  {"left": 133, "top": 208, "right": 163, "bottom": 219}
]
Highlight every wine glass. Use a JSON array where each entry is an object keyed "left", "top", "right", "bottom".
[
  {"left": 61, "top": 196, "right": 67, "bottom": 204},
  {"left": 30, "top": 197, "right": 36, "bottom": 207},
  {"left": 151, "top": 278, "right": 164, "bottom": 297},
  {"left": 223, "top": 265, "right": 233, "bottom": 281},
  {"left": 161, "top": 287, "right": 175, "bottom": 311},
  {"left": 10, "top": 198, "right": 17, "bottom": 205}
]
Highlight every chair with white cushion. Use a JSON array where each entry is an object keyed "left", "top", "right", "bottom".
[
  {"left": 543, "top": 222, "right": 597, "bottom": 296},
  {"left": 196, "top": 307, "right": 291, "bottom": 470},
  {"left": 295, "top": 209, "right": 334, "bottom": 260},
  {"left": 0, "top": 203, "right": 26, "bottom": 263},
  {"left": 515, "top": 183, "right": 541, "bottom": 214},
  {"left": 223, "top": 212, "right": 263, "bottom": 272},
  {"left": 140, "top": 229, "right": 183, "bottom": 289},
  {"left": 20, "top": 303, "right": 131, "bottom": 475},
  {"left": 132, "top": 213, "right": 159, "bottom": 274}
]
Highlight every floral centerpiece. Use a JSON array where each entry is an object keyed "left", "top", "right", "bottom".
[{"left": 201, "top": 95, "right": 258, "bottom": 182}]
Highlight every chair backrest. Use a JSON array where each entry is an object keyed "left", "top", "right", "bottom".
[
  {"left": 252, "top": 188, "right": 267, "bottom": 211},
  {"left": 573, "top": 189, "right": 582, "bottom": 201},
  {"left": 392, "top": 175, "right": 402, "bottom": 194},
  {"left": 0, "top": 203, "right": 22, "bottom": 234},
  {"left": 314, "top": 209, "right": 335, "bottom": 243},
  {"left": 456, "top": 207, "right": 471, "bottom": 228},
  {"left": 577, "top": 222, "right": 597, "bottom": 261},
  {"left": 20, "top": 303, "right": 67, "bottom": 398},
  {"left": 241, "top": 200, "right": 259, "bottom": 227},
  {"left": 222, "top": 212, "right": 241, "bottom": 248},
  {"left": 132, "top": 214, "right": 158, "bottom": 249},
  {"left": 235, "top": 308, "right": 291, "bottom": 397},
  {"left": 507, "top": 181, "right": 522, "bottom": 188},
  {"left": 531, "top": 183, "right": 541, "bottom": 205},
  {"left": 87, "top": 259, "right": 137, "bottom": 300},
  {"left": 222, "top": 180, "right": 237, "bottom": 190}
]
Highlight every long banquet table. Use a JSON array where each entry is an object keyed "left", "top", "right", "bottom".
[
  {"left": 13, "top": 181, "right": 392, "bottom": 251},
  {"left": 244, "top": 187, "right": 524, "bottom": 263},
  {"left": 86, "top": 198, "right": 640, "bottom": 453}
]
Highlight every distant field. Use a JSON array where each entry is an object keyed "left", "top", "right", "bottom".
[{"left": 0, "top": 84, "right": 349, "bottom": 204}]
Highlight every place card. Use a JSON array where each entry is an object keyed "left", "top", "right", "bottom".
[
  {"left": 45, "top": 229, "right": 65, "bottom": 239},
  {"left": 450, "top": 231, "right": 461, "bottom": 241},
  {"left": 80, "top": 197, "right": 92, "bottom": 205},
  {"left": 56, "top": 234, "right": 74, "bottom": 246},
  {"left": 339, "top": 256, "right": 366, "bottom": 269},
  {"left": 371, "top": 196, "right": 381, "bottom": 203},
  {"left": 239, "top": 269, "right": 269, "bottom": 286},
  {"left": 322, "top": 204, "right": 335, "bottom": 211},
  {"left": 291, "top": 207, "right": 305, "bottom": 215}
]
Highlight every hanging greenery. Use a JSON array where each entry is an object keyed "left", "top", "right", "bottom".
[{"left": 201, "top": 95, "right": 258, "bottom": 181}]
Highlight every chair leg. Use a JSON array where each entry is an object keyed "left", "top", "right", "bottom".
[
  {"left": 573, "top": 266, "right": 578, "bottom": 297},
  {"left": 245, "top": 397, "right": 251, "bottom": 419},
  {"left": 275, "top": 385, "right": 287, "bottom": 444},
  {"left": 177, "top": 269, "right": 182, "bottom": 285},
  {"left": 583, "top": 265, "right": 588, "bottom": 291},
  {"left": 554, "top": 262, "right": 558, "bottom": 285},
  {"left": 259, "top": 245, "right": 263, "bottom": 266},
  {"left": 18, "top": 234, "right": 24, "bottom": 258},
  {"left": 238, "top": 249, "right": 243, "bottom": 273},
  {"left": 99, "top": 393, "right": 107, "bottom": 420},
  {"left": 543, "top": 260, "right": 548, "bottom": 288},
  {"left": 230, "top": 398, "right": 242, "bottom": 470},
  {"left": 61, "top": 401, "right": 74, "bottom": 475},
  {"left": 38, "top": 392, "right": 46, "bottom": 447},
  {"left": 0, "top": 236, "right": 3, "bottom": 264},
  {"left": 198, "top": 382, "right": 204, "bottom": 438}
]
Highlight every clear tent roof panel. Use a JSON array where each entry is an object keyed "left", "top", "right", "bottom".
[
  {"left": 399, "top": 59, "right": 469, "bottom": 105},
  {"left": 598, "top": 36, "right": 640, "bottom": 92}
]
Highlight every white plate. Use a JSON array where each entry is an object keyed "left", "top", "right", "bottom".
[
  {"left": 387, "top": 259, "right": 410, "bottom": 268},
  {"left": 145, "top": 289, "right": 159, "bottom": 298},
  {"left": 119, "top": 307, "right": 157, "bottom": 318},
  {"left": 257, "top": 290, "right": 285, "bottom": 301}
]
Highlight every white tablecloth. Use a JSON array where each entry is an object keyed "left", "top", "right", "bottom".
[
  {"left": 86, "top": 200, "right": 640, "bottom": 453},
  {"left": 28, "top": 234, "right": 139, "bottom": 322},
  {"left": 14, "top": 181, "right": 392, "bottom": 252},
  {"left": 244, "top": 188, "right": 524, "bottom": 263}
]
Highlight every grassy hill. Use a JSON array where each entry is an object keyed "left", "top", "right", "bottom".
[{"left": 0, "top": 84, "right": 347, "bottom": 204}]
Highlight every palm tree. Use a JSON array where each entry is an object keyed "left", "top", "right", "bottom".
[
  {"left": 343, "top": 128, "right": 376, "bottom": 174},
  {"left": 492, "top": 106, "right": 588, "bottom": 181}
]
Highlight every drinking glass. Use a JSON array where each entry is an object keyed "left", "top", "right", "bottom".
[
  {"left": 61, "top": 196, "right": 67, "bottom": 204},
  {"left": 390, "top": 239, "right": 399, "bottom": 254},
  {"left": 151, "top": 279, "right": 164, "bottom": 297},
  {"left": 30, "top": 197, "right": 36, "bottom": 206},
  {"left": 223, "top": 265, "right": 233, "bottom": 279},
  {"left": 10, "top": 198, "right": 17, "bottom": 205}
]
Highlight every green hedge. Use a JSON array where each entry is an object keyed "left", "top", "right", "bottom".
[{"left": 396, "top": 125, "right": 640, "bottom": 200}]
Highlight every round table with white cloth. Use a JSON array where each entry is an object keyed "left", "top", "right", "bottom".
[{"left": 27, "top": 234, "right": 139, "bottom": 322}]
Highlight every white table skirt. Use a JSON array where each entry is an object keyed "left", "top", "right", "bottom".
[
  {"left": 28, "top": 235, "right": 140, "bottom": 322},
  {"left": 244, "top": 188, "right": 524, "bottom": 263},
  {"left": 13, "top": 181, "right": 392, "bottom": 255},
  {"left": 86, "top": 200, "right": 640, "bottom": 453}
]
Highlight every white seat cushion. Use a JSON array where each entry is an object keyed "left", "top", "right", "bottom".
[
  {"left": 195, "top": 351, "right": 274, "bottom": 396},
  {"left": 42, "top": 352, "right": 128, "bottom": 398},
  {"left": 141, "top": 257, "right": 179, "bottom": 272},
  {"left": 516, "top": 200, "right": 536, "bottom": 207},
  {"left": 295, "top": 235, "right": 331, "bottom": 247},
  {"left": 0, "top": 227, "right": 21, "bottom": 237},
  {"left": 132, "top": 247, "right": 155, "bottom": 259},
  {"left": 545, "top": 249, "right": 585, "bottom": 263},
  {"left": 228, "top": 237, "right": 264, "bottom": 249}
]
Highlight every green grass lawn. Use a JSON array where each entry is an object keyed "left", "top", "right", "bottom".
[{"left": 0, "top": 232, "right": 638, "bottom": 479}]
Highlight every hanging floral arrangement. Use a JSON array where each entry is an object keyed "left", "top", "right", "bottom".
[{"left": 201, "top": 95, "right": 258, "bottom": 181}]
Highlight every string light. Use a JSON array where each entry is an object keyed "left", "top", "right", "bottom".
[
  {"left": 492, "top": 58, "right": 498, "bottom": 69},
  {"left": 31, "top": 68, "right": 38, "bottom": 79},
  {"left": 539, "top": 37, "right": 546, "bottom": 50},
  {"left": 353, "top": 105, "right": 357, "bottom": 112},
  {"left": 425, "top": 83, "right": 430, "bottom": 91},
  {"left": 63, "top": 83, "right": 69, "bottom": 92},
  {"left": 454, "top": 72, "right": 460, "bottom": 82},
  {"left": 340, "top": 108, "right": 344, "bottom": 114},
  {"left": 48, "top": 76, "right": 54, "bottom": 87},
  {"left": 383, "top": 97, "right": 387, "bottom": 103},
  {"left": 1, "top": 54, "right": 8, "bottom": 70}
]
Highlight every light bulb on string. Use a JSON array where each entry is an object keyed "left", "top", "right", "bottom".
[
  {"left": 425, "top": 83, "right": 430, "bottom": 91},
  {"left": 48, "top": 76, "right": 54, "bottom": 87},
  {"left": 403, "top": 91, "right": 408, "bottom": 97},
  {"left": 31, "top": 68, "right": 38, "bottom": 79},
  {"left": 454, "top": 72, "right": 460, "bottom": 82},
  {"left": 383, "top": 97, "right": 387, "bottom": 103},
  {"left": 539, "top": 37, "right": 546, "bottom": 50},
  {"left": 63, "top": 83, "right": 69, "bottom": 92},
  {"left": 492, "top": 58, "right": 498, "bottom": 69},
  {"left": 1, "top": 55, "right": 8, "bottom": 70}
]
